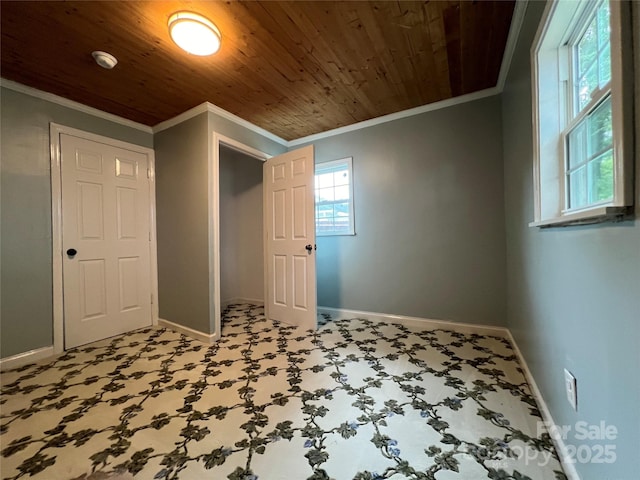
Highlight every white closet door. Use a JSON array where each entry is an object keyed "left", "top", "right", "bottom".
[
  {"left": 264, "top": 145, "right": 316, "bottom": 329},
  {"left": 61, "top": 134, "right": 152, "bottom": 348}
]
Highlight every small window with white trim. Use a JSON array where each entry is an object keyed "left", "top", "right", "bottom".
[
  {"left": 531, "top": 0, "right": 633, "bottom": 227},
  {"left": 315, "top": 157, "right": 355, "bottom": 236}
]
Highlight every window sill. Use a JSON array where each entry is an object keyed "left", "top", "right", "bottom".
[
  {"left": 317, "top": 232, "right": 356, "bottom": 237},
  {"left": 529, "top": 206, "right": 633, "bottom": 228}
]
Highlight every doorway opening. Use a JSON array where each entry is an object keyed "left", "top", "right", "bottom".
[
  {"left": 211, "top": 134, "right": 317, "bottom": 338},
  {"left": 211, "top": 134, "right": 269, "bottom": 339},
  {"left": 219, "top": 145, "right": 265, "bottom": 311}
]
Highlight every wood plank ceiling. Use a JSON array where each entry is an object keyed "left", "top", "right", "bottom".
[{"left": 1, "top": 1, "right": 515, "bottom": 140}]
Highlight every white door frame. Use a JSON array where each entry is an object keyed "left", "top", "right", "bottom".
[
  {"left": 210, "top": 132, "right": 270, "bottom": 338},
  {"left": 50, "top": 123, "right": 159, "bottom": 354}
]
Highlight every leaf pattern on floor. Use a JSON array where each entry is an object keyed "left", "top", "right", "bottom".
[{"left": 1, "top": 304, "right": 566, "bottom": 480}]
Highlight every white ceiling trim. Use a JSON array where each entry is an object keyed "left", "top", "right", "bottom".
[
  {"left": 496, "top": 0, "right": 529, "bottom": 91},
  {"left": 205, "top": 103, "right": 288, "bottom": 146},
  {"left": 0, "top": 78, "right": 153, "bottom": 134},
  {"left": 288, "top": 86, "right": 500, "bottom": 147},
  {"left": 152, "top": 102, "right": 288, "bottom": 146},
  {"left": 1, "top": 1, "right": 528, "bottom": 147},
  {"left": 151, "top": 103, "right": 210, "bottom": 134}
]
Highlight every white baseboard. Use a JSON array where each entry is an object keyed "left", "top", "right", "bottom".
[
  {"left": 158, "top": 318, "right": 219, "bottom": 344},
  {"left": 221, "top": 297, "right": 264, "bottom": 310},
  {"left": 506, "top": 330, "right": 581, "bottom": 480},
  {"left": 317, "top": 306, "right": 509, "bottom": 338},
  {"left": 0, "top": 346, "right": 55, "bottom": 371}
]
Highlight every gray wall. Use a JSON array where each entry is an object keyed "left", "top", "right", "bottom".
[
  {"left": 0, "top": 86, "right": 153, "bottom": 358},
  {"left": 208, "top": 112, "right": 286, "bottom": 158},
  {"left": 155, "top": 111, "right": 285, "bottom": 336},
  {"left": 0, "top": 85, "right": 289, "bottom": 357},
  {"left": 154, "top": 114, "right": 211, "bottom": 334},
  {"left": 298, "top": 96, "right": 507, "bottom": 326},
  {"left": 219, "top": 146, "right": 264, "bottom": 304},
  {"left": 502, "top": 2, "right": 640, "bottom": 479}
]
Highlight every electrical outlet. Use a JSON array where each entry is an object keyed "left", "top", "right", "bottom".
[{"left": 564, "top": 369, "right": 577, "bottom": 411}]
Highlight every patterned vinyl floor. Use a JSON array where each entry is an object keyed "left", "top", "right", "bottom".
[{"left": 1, "top": 304, "right": 566, "bottom": 480}]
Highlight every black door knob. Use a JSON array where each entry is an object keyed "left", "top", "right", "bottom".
[
  {"left": 66, "top": 248, "right": 77, "bottom": 257},
  {"left": 305, "top": 244, "right": 313, "bottom": 252}
]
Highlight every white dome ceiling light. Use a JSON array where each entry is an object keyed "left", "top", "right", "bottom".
[
  {"left": 168, "top": 11, "right": 221, "bottom": 56},
  {"left": 91, "top": 51, "right": 118, "bottom": 69}
]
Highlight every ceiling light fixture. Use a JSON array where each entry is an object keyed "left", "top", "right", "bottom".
[
  {"left": 92, "top": 51, "right": 118, "bottom": 69},
  {"left": 168, "top": 11, "right": 221, "bottom": 56}
]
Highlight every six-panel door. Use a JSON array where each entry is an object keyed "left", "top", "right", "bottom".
[
  {"left": 264, "top": 145, "right": 317, "bottom": 329},
  {"left": 61, "top": 134, "right": 152, "bottom": 348}
]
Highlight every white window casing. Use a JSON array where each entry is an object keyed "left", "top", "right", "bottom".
[
  {"left": 530, "top": 0, "right": 634, "bottom": 227},
  {"left": 315, "top": 157, "right": 355, "bottom": 236}
]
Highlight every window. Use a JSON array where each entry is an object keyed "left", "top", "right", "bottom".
[
  {"left": 531, "top": 0, "right": 633, "bottom": 226},
  {"left": 315, "top": 157, "right": 355, "bottom": 236},
  {"left": 566, "top": 1, "right": 612, "bottom": 210}
]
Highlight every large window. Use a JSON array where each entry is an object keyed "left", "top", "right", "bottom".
[
  {"left": 315, "top": 157, "right": 355, "bottom": 236},
  {"left": 531, "top": 0, "right": 633, "bottom": 226},
  {"left": 565, "top": 1, "right": 612, "bottom": 210}
]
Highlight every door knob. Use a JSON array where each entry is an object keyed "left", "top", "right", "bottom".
[
  {"left": 305, "top": 244, "right": 313, "bottom": 252},
  {"left": 66, "top": 248, "right": 77, "bottom": 257}
]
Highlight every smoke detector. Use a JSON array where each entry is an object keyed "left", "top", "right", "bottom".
[{"left": 92, "top": 51, "right": 118, "bottom": 69}]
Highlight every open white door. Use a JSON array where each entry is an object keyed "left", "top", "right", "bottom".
[
  {"left": 61, "top": 134, "right": 152, "bottom": 348},
  {"left": 264, "top": 145, "right": 316, "bottom": 329}
]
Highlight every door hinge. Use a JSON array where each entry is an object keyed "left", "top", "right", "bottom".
[
  {"left": 151, "top": 293, "right": 154, "bottom": 305},
  {"left": 147, "top": 168, "right": 151, "bottom": 179}
]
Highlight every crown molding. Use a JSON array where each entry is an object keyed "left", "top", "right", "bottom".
[
  {"left": 496, "top": 0, "right": 529, "bottom": 91},
  {"left": 0, "top": 78, "right": 153, "bottom": 134},
  {"left": 153, "top": 102, "right": 288, "bottom": 147},
  {"left": 151, "top": 103, "right": 210, "bottom": 134},
  {"left": 288, "top": 86, "right": 500, "bottom": 147},
  {"left": 204, "top": 102, "right": 288, "bottom": 146}
]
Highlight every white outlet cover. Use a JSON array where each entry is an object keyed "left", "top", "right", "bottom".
[{"left": 564, "top": 369, "right": 577, "bottom": 411}]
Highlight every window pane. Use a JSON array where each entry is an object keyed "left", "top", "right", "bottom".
[
  {"left": 568, "top": 121, "right": 588, "bottom": 169},
  {"left": 333, "top": 202, "right": 350, "bottom": 217},
  {"left": 588, "top": 96, "right": 612, "bottom": 156},
  {"left": 577, "top": 64, "right": 598, "bottom": 111},
  {"left": 333, "top": 217, "right": 351, "bottom": 233},
  {"left": 578, "top": 19, "right": 597, "bottom": 80},
  {"left": 333, "top": 170, "right": 349, "bottom": 186},
  {"left": 576, "top": 2, "right": 610, "bottom": 113},
  {"left": 334, "top": 185, "right": 350, "bottom": 201},
  {"left": 317, "top": 172, "right": 334, "bottom": 189},
  {"left": 316, "top": 204, "right": 333, "bottom": 218},
  {"left": 334, "top": 217, "right": 350, "bottom": 226},
  {"left": 316, "top": 187, "right": 334, "bottom": 202},
  {"left": 598, "top": 44, "right": 611, "bottom": 87},
  {"left": 597, "top": 2, "right": 610, "bottom": 48},
  {"left": 315, "top": 158, "right": 354, "bottom": 235},
  {"left": 317, "top": 219, "right": 335, "bottom": 233},
  {"left": 566, "top": 95, "right": 613, "bottom": 210},
  {"left": 569, "top": 166, "right": 588, "bottom": 209},
  {"left": 588, "top": 151, "right": 614, "bottom": 203}
]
